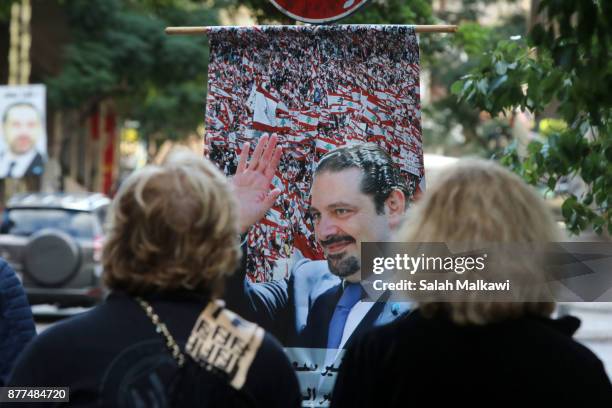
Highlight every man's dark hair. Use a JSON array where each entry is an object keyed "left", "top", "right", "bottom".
[
  {"left": 2, "top": 102, "right": 39, "bottom": 125},
  {"left": 314, "top": 144, "right": 410, "bottom": 214}
]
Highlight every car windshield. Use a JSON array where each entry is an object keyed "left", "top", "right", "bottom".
[{"left": 1, "top": 209, "right": 99, "bottom": 239}]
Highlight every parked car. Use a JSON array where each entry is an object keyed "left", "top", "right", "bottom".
[{"left": 0, "top": 192, "right": 110, "bottom": 307}]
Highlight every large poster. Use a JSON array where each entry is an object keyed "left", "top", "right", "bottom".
[
  {"left": 205, "top": 25, "right": 423, "bottom": 406},
  {"left": 0, "top": 85, "right": 47, "bottom": 179}
]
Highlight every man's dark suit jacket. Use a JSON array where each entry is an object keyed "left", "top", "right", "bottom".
[
  {"left": 224, "top": 245, "right": 410, "bottom": 348},
  {"left": 25, "top": 152, "right": 45, "bottom": 176}
]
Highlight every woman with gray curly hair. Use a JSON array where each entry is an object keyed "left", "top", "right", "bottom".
[
  {"left": 8, "top": 152, "right": 300, "bottom": 408},
  {"left": 331, "top": 159, "right": 612, "bottom": 407}
]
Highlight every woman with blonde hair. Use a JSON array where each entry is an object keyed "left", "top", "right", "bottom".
[
  {"left": 8, "top": 152, "right": 301, "bottom": 407},
  {"left": 332, "top": 159, "right": 612, "bottom": 407}
]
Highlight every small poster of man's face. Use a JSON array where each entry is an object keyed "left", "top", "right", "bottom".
[
  {"left": 0, "top": 85, "right": 47, "bottom": 179},
  {"left": 4, "top": 103, "right": 43, "bottom": 154}
]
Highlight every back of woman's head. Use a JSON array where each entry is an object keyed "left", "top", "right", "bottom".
[
  {"left": 396, "top": 159, "right": 560, "bottom": 324},
  {"left": 102, "top": 152, "right": 239, "bottom": 297}
]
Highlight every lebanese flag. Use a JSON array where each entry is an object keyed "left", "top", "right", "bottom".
[
  {"left": 370, "top": 124, "right": 387, "bottom": 138},
  {"left": 327, "top": 93, "right": 351, "bottom": 106},
  {"left": 315, "top": 136, "right": 339, "bottom": 154},
  {"left": 362, "top": 107, "right": 380, "bottom": 124},
  {"left": 376, "top": 110, "right": 393, "bottom": 124},
  {"left": 253, "top": 87, "right": 280, "bottom": 132},
  {"left": 344, "top": 99, "right": 360, "bottom": 111},
  {"left": 275, "top": 117, "right": 293, "bottom": 132},
  {"left": 329, "top": 105, "right": 350, "bottom": 114},
  {"left": 287, "top": 130, "right": 318, "bottom": 145},
  {"left": 374, "top": 89, "right": 399, "bottom": 102},
  {"left": 296, "top": 111, "right": 319, "bottom": 129}
]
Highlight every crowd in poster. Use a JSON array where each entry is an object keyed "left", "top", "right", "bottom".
[{"left": 205, "top": 25, "right": 424, "bottom": 283}]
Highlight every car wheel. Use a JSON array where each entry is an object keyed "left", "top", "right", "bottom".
[{"left": 24, "top": 229, "right": 81, "bottom": 287}]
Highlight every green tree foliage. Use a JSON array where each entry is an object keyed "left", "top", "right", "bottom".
[
  {"left": 424, "top": 13, "right": 526, "bottom": 155},
  {"left": 47, "top": 0, "right": 218, "bottom": 139},
  {"left": 453, "top": 0, "right": 612, "bottom": 234}
]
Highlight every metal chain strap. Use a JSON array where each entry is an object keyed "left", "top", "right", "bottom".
[{"left": 136, "top": 297, "right": 186, "bottom": 367}]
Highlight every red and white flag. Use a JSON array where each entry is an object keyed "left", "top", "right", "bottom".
[
  {"left": 296, "top": 111, "right": 319, "bottom": 129},
  {"left": 252, "top": 87, "right": 280, "bottom": 132}
]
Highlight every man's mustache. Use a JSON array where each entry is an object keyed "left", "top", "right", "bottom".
[{"left": 320, "top": 235, "right": 355, "bottom": 248}]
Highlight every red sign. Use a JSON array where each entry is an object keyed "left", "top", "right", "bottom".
[{"left": 269, "top": 0, "right": 369, "bottom": 24}]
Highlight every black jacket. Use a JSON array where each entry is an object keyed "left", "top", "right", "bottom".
[
  {"left": 8, "top": 291, "right": 301, "bottom": 407},
  {"left": 332, "top": 309, "right": 612, "bottom": 407}
]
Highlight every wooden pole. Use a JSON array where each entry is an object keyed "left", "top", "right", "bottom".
[{"left": 165, "top": 25, "right": 458, "bottom": 35}]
